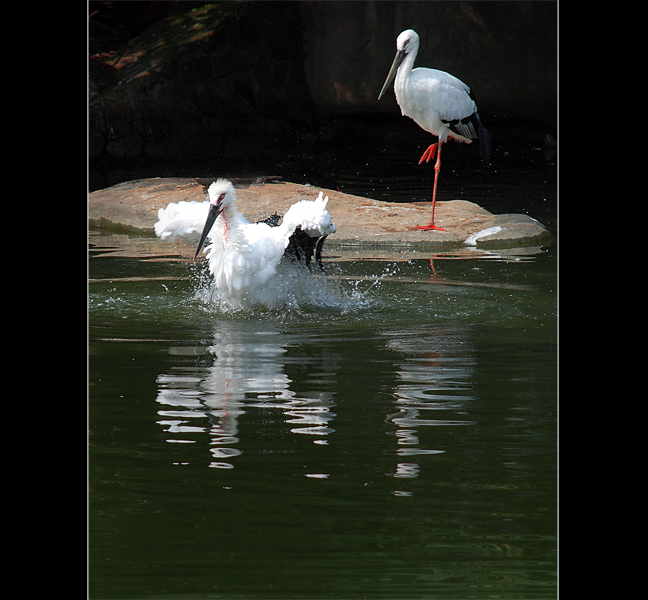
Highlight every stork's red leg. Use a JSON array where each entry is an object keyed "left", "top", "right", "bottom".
[
  {"left": 418, "top": 142, "right": 438, "bottom": 165},
  {"left": 414, "top": 142, "right": 446, "bottom": 231}
]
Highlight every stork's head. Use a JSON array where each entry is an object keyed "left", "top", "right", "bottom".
[
  {"left": 378, "top": 29, "right": 420, "bottom": 101},
  {"left": 396, "top": 29, "right": 419, "bottom": 54},
  {"left": 194, "top": 179, "right": 236, "bottom": 259}
]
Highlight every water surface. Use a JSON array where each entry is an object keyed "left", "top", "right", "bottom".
[{"left": 89, "top": 237, "right": 556, "bottom": 599}]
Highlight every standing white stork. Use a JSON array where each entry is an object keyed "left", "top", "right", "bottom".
[
  {"left": 154, "top": 179, "right": 337, "bottom": 310},
  {"left": 378, "top": 29, "right": 491, "bottom": 231}
]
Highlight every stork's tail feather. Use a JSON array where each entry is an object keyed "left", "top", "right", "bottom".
[{"left": 477, "top": 118, "right": 491, "bottom": 166}]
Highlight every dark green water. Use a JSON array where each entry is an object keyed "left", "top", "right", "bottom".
[{"left": 89, "top": 238, "right": 557, "bottom": 599}]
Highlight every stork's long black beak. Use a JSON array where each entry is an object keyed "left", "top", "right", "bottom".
[
  {"left": 194, "top": 203, "right": 222, "bottom": 260},
  {"left": 378, "top": 49, "right": 406, "bottom": 100}
]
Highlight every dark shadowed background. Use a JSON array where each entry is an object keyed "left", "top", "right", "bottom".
[{"left": 89, "top": 0, "right": 557, "bottom": 216}]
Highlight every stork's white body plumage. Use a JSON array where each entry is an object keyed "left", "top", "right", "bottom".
[
  {"left": 155, "top": 179, "right": 336, "bottom": 310},
  {"left": 378, "top": 29, "right": 490, "bottom": 231},
  {"left": 394, "top": 66, "right": 478, "bottom": 145},
  {"left": 154, "top": 200, "right": 211, "bottom": 242}
]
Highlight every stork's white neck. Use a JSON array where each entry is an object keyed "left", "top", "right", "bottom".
[
  {"left": 395, "top": 49, "right": 417, "bottom": 93},
  {"left": 393, "top": 48, "right": 420, "bottom": 121},
  {"left": 213, "top": 198, "right": 242, "bottom": 247},
  {"left": 221, "top": 210, "right": 230, "bottom": 244}
]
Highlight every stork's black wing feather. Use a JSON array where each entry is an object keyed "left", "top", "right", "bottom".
[
  {"left": 443, "top": 112, "right": 491, "bottom": 165},
  {"left": 257, "top": 213, "right": 328, "bottom": 271},
  {"left": 258, "top": 214, "right": 282, "bottom": 227},
  {"left": 439, "top": 87, "right": 491, "bottom": 166},
  {"left": 285, "top": 228, "right": 318, "bottom": 266}
]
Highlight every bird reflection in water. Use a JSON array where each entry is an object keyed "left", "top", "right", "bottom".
[
  {"left": 155, "top": 323, "right": 476, "bottom": 490},
  {"left": 156, "top": 325, "right": 337, "bottom": 469}
]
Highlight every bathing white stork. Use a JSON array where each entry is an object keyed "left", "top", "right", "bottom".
[
  {"left": 154, "top": 179, "right": 337, "bottom": 310},
  {"left": 378, "top": 29, "right": 491, "bottom": 231}
]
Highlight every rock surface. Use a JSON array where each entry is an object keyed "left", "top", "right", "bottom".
[{"left": 88, "top": 177, "right": 552, "bottom": 250}]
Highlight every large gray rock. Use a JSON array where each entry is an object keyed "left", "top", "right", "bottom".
[{"left": 88, "top": 177, "right": 553, "bottom": 250}]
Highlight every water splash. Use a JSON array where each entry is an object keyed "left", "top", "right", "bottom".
[{"left": 190, "top": 259, "right": 378, "bottom": 315}]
